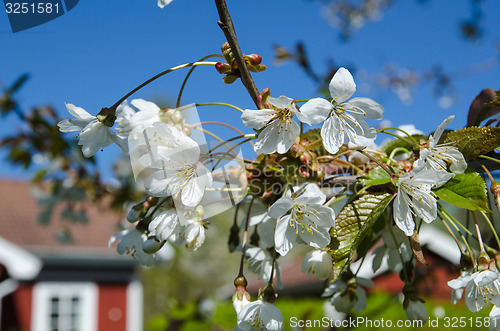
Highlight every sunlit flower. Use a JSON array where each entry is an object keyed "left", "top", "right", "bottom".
[
  {"left": 143, "top": 122, "right": 213, "bottom": 207},
  {"left": 268, "top": 183, "right": 335, "bottom": 256},
  {"left": 58, "top": 103, "right": 127, "bottom": 157},
  {"left": 237, "top": 300, "right": 284, "bottom": 331},
  {"left": 245, "top": 245, "right": 281, "bottom": 284},
  {"left": 447, "top": 269, "right": 473, "bottom": 305},
  {"left": 464, "top": 270, "right": 500, "bottom": 312},
  {"left": 393, "top": 169, "right": 454, "bottom": 236},
  {"left": 148, "top": 209, "right": 180, "bottom": 242},
  {"left": 490, "top": 306, "right": 500, "bottom": 331},
  {"left": 302, "top": 249, "right": 333, "bottom": 280},
  {"left": 180, "top": 218, "right": 206, "bottom": 251},
  {"left": 298, "top": 67, "right": 383, "bottom": 154},
  {"left": 241, "top": 95, "right": 300, "bottom": 154},
  {"left": 115, "top": 99, "right": 161, "bottom": 139},
  {"left": 157, "top": 0, "right": 173, "bottom": 8},
  {"left": 108, "top": 229, "right": 154, "bottom": 266},
  {"left": 413, "top": 116, "right": 467, "bottom": 174}
]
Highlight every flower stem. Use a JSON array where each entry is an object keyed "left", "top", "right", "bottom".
[
  {"left": 176, "top": 54, "right": 224, "bottom": 108},
  {"left": 195, "top": 102, "right": 244, "bottom": 113},
  {"left": 378, "top": 128, "right": 418, "bottom": 147},
  {"left": 110, "top": 61, "right": 217, "bottom": 111},
  {"left": 479, "top": 210, "right": 500, "bottom": 250},
  {"left": 438, "top": 208, "right": 476, "bottom": 267},
  {"left": 479, "top": 154, "right": 500, "bottom": 165},
  {"left": 477, "top": 159, "right": 495, "bottom": 183},
  {"left": 191, "top": 121, "right": 254, "bottom": 147},
  {"left": 471, "top": 212, "right": 487, "bottom": 253},
  {"left": 214, "top": 0, "right": 260, "bottom": 108},
  {"left": 359, "top": 150, "right": 395, "bottom": 177},
  {"left": 239, "top": 196, "right": 255, "bottom": 277}
]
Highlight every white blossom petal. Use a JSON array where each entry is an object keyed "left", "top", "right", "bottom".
[
  {"left": 329, "top": 67, "right": 356, "bottom": 103},
  {"left": 348, "top": 97, "right": 384, "bottom": 120},
  {"left": 298, "top": 98, "right": 332, "bottom": 125},
  {"left": 241, "top": 108, "right": 276, "bottom": 129},
  {"left": 268, "top": 196, "right": 293, "bottom": 219},
  {"left": 321, "top": 115, "right": 345, "bottom": 154}
]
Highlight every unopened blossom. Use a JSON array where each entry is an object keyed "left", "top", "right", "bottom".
[
  {"left": 393, "top": 169, "right": 454, "bottom": 236},
  {"left": 413, "top": 116, "right": 467, "bottom": 174},
  {"left": 241, "top": 95, "right": 300, "bottom": 154},
  {"left": 237, "top": 300, "right": 284, "bottom": 331},
  {"left": 302, "top": 249, "right": 333, "bottom": 280},
  {"left": 268, "top": 183, "right": 335, "bottom": 256},
  {"left": 233, "top": 290, "right": 251, "bottom": 315},
  {"left": 298, "top": 67, "right": 384, "bottom": 154},
  {"left": 58, "top": 103, "right": 127, "bottom": 157},
  {"left": 115, "top": 99, "right": 161, "bottom": 139},
  {"left": 143, "top": 122, "right": 212, "bottom": 207},
  {"left": 108, "top": 229, "right": 154, "bottom": 266}
]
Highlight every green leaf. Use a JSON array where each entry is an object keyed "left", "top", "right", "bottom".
[
  {"left": 360, "top": 166, "right": 392, "bottom": 188},
  {"left": 328, "top": 193, "right": 393, "bottom": 281},
  {"left": 435, "top": 170, "right": 490, "bottom": 212},
  {"left": 444, "top": 126, "right": 500, "bottom": 161}
]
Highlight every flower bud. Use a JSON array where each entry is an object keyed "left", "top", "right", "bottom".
[
  {"left": 221, "top": 42, "right": 233, "bottom": 63},
  {"left": 233, "top": 276, "right": 251, "bottom": 314},
  {"left": 491, "top": 181, "right": 500, "bottom": 210},
  {"left": 143, "top": 237, "right": 163, "bottom": 254},
  {"left": 215, "top": 62, "right": 232, "bottom": 75},
  {"left": 478, "top": 251, "right": 491, "bottom": 271},
  {"left": 244, "top": 54, "right": 262, "bottom": 66},
  {"left": 127, "top": 203, "right": 145, "bottom": 223},
  {"left": 258, "top": 88, "right": 272, "bottom": 109},
  {"left": 228, "top": 223, "right": 240, "bottom": 253}
]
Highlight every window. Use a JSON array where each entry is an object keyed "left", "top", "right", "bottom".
[{"left": 32, "top": 282, "right": 97, "bottom": 331}]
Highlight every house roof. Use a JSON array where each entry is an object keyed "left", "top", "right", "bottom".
[{"left": 0, "top": 180, "right": 125, "bottom": 257}]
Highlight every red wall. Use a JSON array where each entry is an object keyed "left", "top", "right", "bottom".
[
  {"left": 98, "top": 283, "right": 129, "bottom": 330},
  {"left": 2, "top": 283, "right": 33, "bottom": 331}
]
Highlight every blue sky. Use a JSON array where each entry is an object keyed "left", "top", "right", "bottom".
[{"left": 1, "top": 0, "right": 499, "bottom": 180}]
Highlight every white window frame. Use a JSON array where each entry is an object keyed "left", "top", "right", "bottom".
[{"left": 32, "top": 282, "right": 98, "bottom": 331}]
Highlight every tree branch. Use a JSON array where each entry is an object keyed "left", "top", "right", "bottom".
[{"left": 214, "top": 0, "right": 260, "bottom": 109}]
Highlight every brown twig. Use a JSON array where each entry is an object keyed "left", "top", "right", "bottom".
[{"left": 214, "top": 0, "right": 260, "bottom": 108}]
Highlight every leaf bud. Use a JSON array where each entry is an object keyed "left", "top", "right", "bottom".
[{"left": 223, "top": 74, "right": 238, "bottom": 84}]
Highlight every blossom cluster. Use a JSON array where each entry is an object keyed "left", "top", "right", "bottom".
[{"left": 57, "top": 35, "right": 497, "bottom": 329}]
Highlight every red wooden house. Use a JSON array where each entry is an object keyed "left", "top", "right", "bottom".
[{"left": 0, "top": 180, "right": 143, "bottom": 331}]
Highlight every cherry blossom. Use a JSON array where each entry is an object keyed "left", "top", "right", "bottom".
[{"left": 298, "top": 67, "right": 383, "bottom": 154}]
